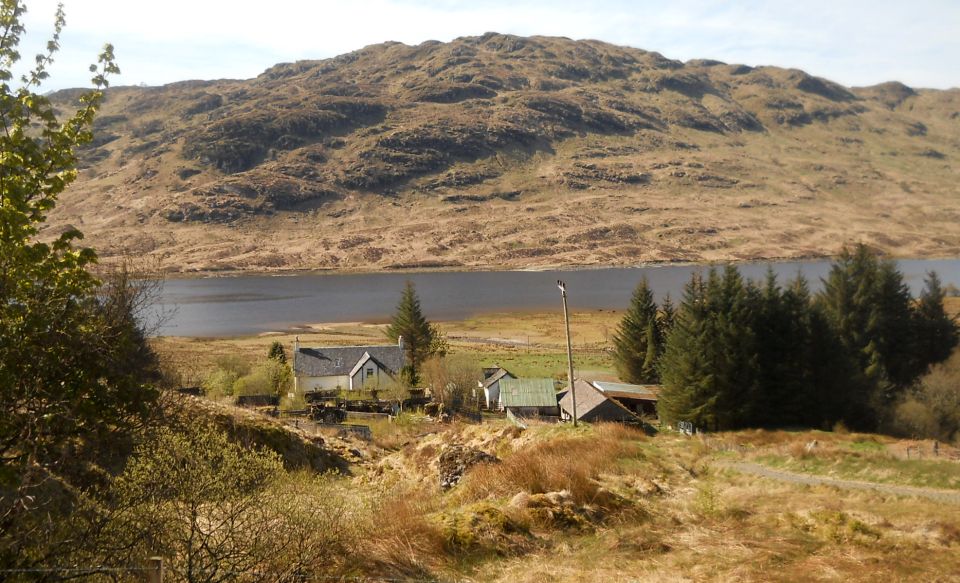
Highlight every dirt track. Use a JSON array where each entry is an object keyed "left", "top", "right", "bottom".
[{"left": 722, "top": 461, "right": 960, "bottom": 505}]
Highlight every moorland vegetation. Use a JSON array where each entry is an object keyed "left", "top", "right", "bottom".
[{"left": 39, "top": 27, "right": 960, "bottom": 272}]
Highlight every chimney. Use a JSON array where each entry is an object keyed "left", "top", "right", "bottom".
[
  {"left": 398, "top": 335, "right": 404, "bottom": 363},
  {"left": 294, "top": 336, "right": 300, "bottom": 353}
]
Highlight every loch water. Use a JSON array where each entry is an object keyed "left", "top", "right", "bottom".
[{"left": 152, "top": 258, "right": 960, "bottom": 337}]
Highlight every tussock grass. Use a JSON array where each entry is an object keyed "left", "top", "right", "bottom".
[
  {"left": 458, "top": 423, "right": 645, "bottom": 505},
  {"left": 356, "top": 485, "right": 447, "bottom": 578}
]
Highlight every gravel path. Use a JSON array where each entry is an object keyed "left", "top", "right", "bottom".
[{"left": 721, "top": 461, "right": 960, "bottom": 505}]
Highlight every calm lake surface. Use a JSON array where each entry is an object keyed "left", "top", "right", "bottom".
[{"left": 153, "top": 259, "right": 960, "bottom": 337}]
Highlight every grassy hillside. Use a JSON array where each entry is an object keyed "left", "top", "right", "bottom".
[
  {"left": 45, "top": 34, "right": 960, "bottom": 273},
  {"left": 283, "top": 418, "right": 960, "bottom": 581}
]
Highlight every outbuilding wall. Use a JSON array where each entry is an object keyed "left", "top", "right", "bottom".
[{"left": 296, "top": 375, "right": 349, "bottom": 393}]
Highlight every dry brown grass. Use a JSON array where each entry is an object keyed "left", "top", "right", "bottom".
[
  {"left": 462, "top": 454, "right": 960, "bottom": 582},
  {"left": 365, "top": 413, "right": 439, "bottom": 450},
  {"left": 355, "top": 485, "right": 447, "bottom": 578},
  {"left": 49, "top": 37, "right": 960, "bottom": 275},
  {"left": 303, "top": 421, "right": 960, "bottom": 582},
  {"left": 149, "top": 397, "right": 960, "bottom": 581},
  {"left": 458, "top": 423, "right": 645, "bottom": 505}
]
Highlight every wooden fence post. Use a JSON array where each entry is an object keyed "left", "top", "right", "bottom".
[{"left": 146, "top": 557, "right": 163, "bottom": 583}]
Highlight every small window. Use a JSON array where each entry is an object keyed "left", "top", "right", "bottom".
[
  {"left": 366, "top": 367, "right": 374, "bottom": 377},
  {"left": 335, "top": 358, "right": 343, "bottom": 367}
]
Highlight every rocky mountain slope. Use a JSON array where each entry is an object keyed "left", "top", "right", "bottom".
[{"left": 47, "top": 33, "right": 960, "bottom": 273}]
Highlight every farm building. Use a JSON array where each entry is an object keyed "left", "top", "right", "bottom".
[
  {"left": 559, "top": 379, "right": 641, "bottom": 424},
  {"left": 592, "top": 381, "right": 659, "bottom": 417},
  {"left": 292, "top": 337, "right": 405, "bottom": 394},
  {"left": 499, "top": 377, "right": 560, "bottom": 418},
  {"left": 478, "top": 366, "right": 516, "bottom": 410}
]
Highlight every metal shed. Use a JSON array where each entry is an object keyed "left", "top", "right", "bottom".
[{"left": 499, "top": 377, "right": 560, "bottom": 418}]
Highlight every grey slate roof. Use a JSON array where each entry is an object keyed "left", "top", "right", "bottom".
[
  {"left": 481, "top": 367, "right": 514, "bottom": 389},
  {"left": 559, "top": 380, "right": 641, "bottom": 422},
  {"left": 294, "top": 345, "right": 404, "bottom": 377},
  {"left": 500, "top": 378, "right": 558, "bottom": 408}
]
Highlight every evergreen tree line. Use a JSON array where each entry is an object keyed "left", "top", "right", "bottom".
[{"left": 613, "top": 245, "right": 959, "bottom": 432}]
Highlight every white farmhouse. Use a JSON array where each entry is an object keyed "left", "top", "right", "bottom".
[
  {"left": 478, "top": 366, "right": 515, "bottom": 410},
  {"left": 292, "top": 337, "right": 405, "bottom": 393}
]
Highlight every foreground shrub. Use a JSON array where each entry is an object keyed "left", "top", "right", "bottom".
[{"left": 102, "top": 424, "right": 359, "bottom": 581}]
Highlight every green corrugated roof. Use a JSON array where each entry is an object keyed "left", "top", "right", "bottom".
[{"left": 500, "top": 378, "right": 557, "bottom": 408}]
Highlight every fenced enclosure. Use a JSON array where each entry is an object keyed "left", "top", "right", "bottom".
[{"left": 282, "top": 415, "right": 373, "bottom": 440}]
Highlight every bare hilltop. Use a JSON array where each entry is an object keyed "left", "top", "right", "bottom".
[{"left": 47, "top": 33, "right": 960, "bottom": 273}]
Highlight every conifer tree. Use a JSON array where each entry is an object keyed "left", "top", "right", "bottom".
[
  {"left": 873, "top": 259, "right": 919, "bottom": 387},
  {"left": 805, "top": 298, "right": 864, "bottom": 427},
  {"left": 914, "top": 271, "right": 959, "bottom": 369},
  {"left": 818, "top": 245, "right": 920, "bottom": 400},
  {"left": 658, "top": 267, "right": 761, "bottom": 430},
  {"left": 267, "top": 340, "right": 287, "bottom": 364},
  {"left": 658, "top": 273, "right": 707, "bottom": 426},
  {"left": 385, "top": 281, "right": 435, "bottom": 383},
  {"left": 641, "top": 321, "right": 659, "bottom": 380},
  {"left": 658, "top": 293, "right": 675, "bottom": 340},
  {"left": 751, "top": 270, "right": 811, "bottom": 425},
  {"left": 708, "top": 266, "right": 762, "bottom": 427},
  {"left": 612, "top": 277, "right": 661, "bottom": 384}
]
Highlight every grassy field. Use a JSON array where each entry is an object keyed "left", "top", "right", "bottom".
[
  {"left": 152, "top": 309, "right": 622, "bottom": 386},
  {"left": 754, "top": 444, "right": 960, "bottom": 491}
]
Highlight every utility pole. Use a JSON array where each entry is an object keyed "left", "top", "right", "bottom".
[{"left": 558, "top": 280, "right": 577, "bottom": 427}]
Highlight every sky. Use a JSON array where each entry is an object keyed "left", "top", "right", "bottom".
[{"left": 14, "top": 0, "right": 960, "bottom": 91}]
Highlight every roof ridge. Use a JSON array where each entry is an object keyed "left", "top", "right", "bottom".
[{"left": 299, "top": 343, "right": 398, "bottom": 350}]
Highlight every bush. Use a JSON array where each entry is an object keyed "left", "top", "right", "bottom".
[
  {"left": 892, "top": 352, "right": 960, "bottom": 443},
  {"left": 214, "top": 354, "right": 252, "bottom": 377},
  {"left": 235, "top": 358, "right": 291, "bottom": 397},
  {"left": 202, "top": 367, "right": 241, "bottom": 398},
  {"left": 99, "top": 424, "right": 363, "bottom": 580},
  {"left": 103, "top": 424, "right": 283, "bottom": 580},
  {"left": 421, "top": 354, "right": 482, "bottom": 412}
]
